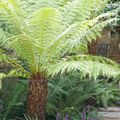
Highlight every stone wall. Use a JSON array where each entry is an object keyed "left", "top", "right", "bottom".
[{"left": 89, "top": 26, "right": 120, "bottom": 63}]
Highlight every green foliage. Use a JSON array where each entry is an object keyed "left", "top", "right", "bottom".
[
  {"left": 55, "top": 108, "right": 100, "bottom": 120},
  {"left": 0, "top": 0, "right": 120, "bottom": 79},
  {"left": 95, "top": 79, "right": 120, "bottom": 108},
  {"left": 0, "top": 73, "right": 119, "bottom": 119},
  {"left": 0, "top": 0, "right": 120, "bottom": 119},
  {"left": 0, "top": 48, "right": 30, "bottom": 78},
  {"left": 46, "top": 72, "right": 120, "bottom": 115},
  {"left": 105, "top": 0, "right": 120, "bottom": 25},
  {"left": 0, "top": 79, "right": 28, "bottom": 119},
  {"left": 46, "top": 55, "right": 120, "bottom": 78},
  {"left": 24, "top": 114, "right": 39, "bottom": 120}
]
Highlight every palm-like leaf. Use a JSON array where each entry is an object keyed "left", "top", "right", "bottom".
[
  {"left": 46, "top": 55, "right": 120, "bottom": 79},
  {"left": 0, "top": 49, "right": 30, "bottom": 78},
  {"left": 0, "top": 0, "right": 120, "bottom": 78}
]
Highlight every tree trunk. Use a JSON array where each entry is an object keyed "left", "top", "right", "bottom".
[{"left": 28, "top": 73, "right": 48, "bottom": 120}]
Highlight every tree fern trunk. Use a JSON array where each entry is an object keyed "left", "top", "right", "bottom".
[{"left": 28, "top": 73, "right": 48, "bottom": 120}]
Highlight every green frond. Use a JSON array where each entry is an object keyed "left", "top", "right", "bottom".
[
  {"left": 10, "top": 36, "right": 36, "bottom": 71},
  {"left": 21, "top": 0, "right": 69, "bottom": 13},
  {"left": 0, "top": 49, "right": 30, "bottom": 78},
  {"left": 1, "top": 35, "right": 36, "bottom": 72},
  {"left": 67, "top": 55, "right": 120, "bottom": 67},
  {"left": 46, "top": 55, "right": 120, "bottom": 79},
  {"left": 7, "top": 68, "right": 30, "bottom": 78},
  {"left": 26, "top": 7, "right": 64, "bottom": 65},
  {"left": 62, "top": 0, "right": 108, "bottom": 24},
  {"left": 4, "top": 79, "right": 28, "bottom": 118},
  {"left": 47, "top": 17, "right": 118, "bottom": 59},
  {"left": 28, "top": 7, "right": 63, "bottom": 42},
  {"left": 0, "top": 0, "right": 26, "bottom": 33},
  {"left": 0, "top": 0, "right": 119, "bottom": 79},
  {"left": 0, "top": 63, "right": 30, "bottom": 79},
  {"left": 7, "top": 58, "right": 31, "bottom": 78},
  {"left": 80, "top": 18, "right": 118, "bottom": 43},
  {"left": 0, "top": 67, "right": 29, "bottom": 90}
]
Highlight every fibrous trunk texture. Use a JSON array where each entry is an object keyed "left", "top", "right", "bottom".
[{"left": 28, "top": 73, "right": 48, "bottom": 120}]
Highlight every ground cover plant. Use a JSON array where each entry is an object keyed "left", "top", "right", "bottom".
[
  {"left": 0, "top": 76, "right": 120, "bottom": 120},
  {"left": 0, "top": 0, "right": 120, "bottom": 120}
]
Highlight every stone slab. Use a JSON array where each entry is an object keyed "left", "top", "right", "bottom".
[
  {"left": 99, "top": 112, "right": 120, "bottom": 120},
  {"left": 99, "top": 107, "right": 120, "bottom": 112}
]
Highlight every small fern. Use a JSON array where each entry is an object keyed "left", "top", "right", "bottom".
[{"left": 3, "top": 80, "right": 28, "bottom": 119}]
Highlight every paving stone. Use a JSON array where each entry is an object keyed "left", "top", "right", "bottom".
[
  {"left": 99, "top": 107, "right": 120, "bottom": 120},
  {"left": 99, "top": 107, "right": 120, "bottom": 112}
]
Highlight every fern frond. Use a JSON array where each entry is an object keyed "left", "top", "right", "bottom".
[
  {"left": 62, "top": 0, "right": 108, "bottom": 24},
  {"left": 1, "top": 34, "right": 37, "bottom": 72},
  {"left": 0, "top": 0, "right": 119, "bottom": 79},
  {"left": 68, "top": 55, "right": 120, "bottom": 67},
  {"left": 0, "top": 49, "right": 30, "bottom": 78},
  {"left": 0, "top": 0, "right": 26, "bottom": 33},
  {"left": 26, "top": 7, "right": 64, "bottom": 64},
  {"left": 7, "top": 68, "right": 30, "bottom": 78},
  {"left": 28, "top": 7, "right": 63, "bottom": 42},
  {"left": 4, "top": 79, "right": 28, "bottom": 118},
  {"left": 46, "top": 17, "right": 118, "bottom": 60},
  {"left": 46, "top": 55, "right": 120, "bottom": 79}
]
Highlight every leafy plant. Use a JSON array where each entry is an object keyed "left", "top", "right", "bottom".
[
  {"left": 95, "top": 79, "right": 120, "bottom": 108},
  {"left": 0, "top": 79, "right": 28, "bottom": 120},
  {"left": 0, "top": 73, "right": 119, "bottom": 119},
  {"left": 22, "top": 106, "right": 99, "bottom": 120},
  {"left": 47, "top": 73, "right": 120, "bottom": 114},
  {"left": 0, "top": 0, "right": 120, "bottom": 119},
  {"left": 55, "top": 106, "right": 100, "bottom": 120}
]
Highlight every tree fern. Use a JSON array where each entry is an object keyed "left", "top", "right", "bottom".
[
  {"left": 0, "top": 0, "right": 119, "bottom": 78},
  {"left": 0, "top": 0, "right": 120, "bottom": 119}
]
